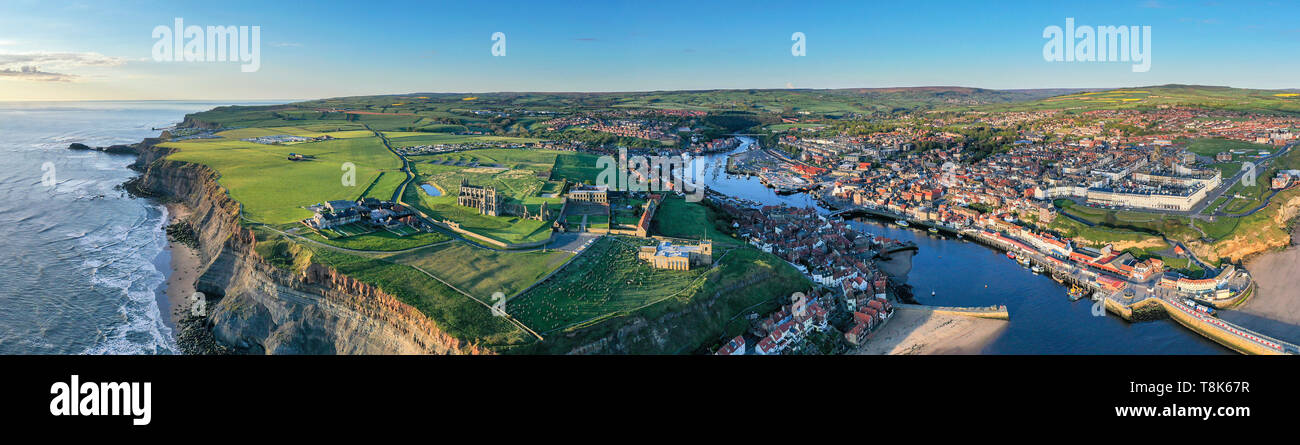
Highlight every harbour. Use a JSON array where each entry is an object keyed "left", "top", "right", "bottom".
[{"left": 696, "top": 137, "right": 1236, "bottom": 354}]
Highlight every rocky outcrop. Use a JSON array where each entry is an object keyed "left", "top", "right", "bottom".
[
  {"left": 1194, "top": 192, "right": 1300, "bottom": 263},
  {"left": 68, "top": 142, "right": 146, "bottom": 155},
  {"left": 132, "top": 144, "right": 479, "bottom": 354}
]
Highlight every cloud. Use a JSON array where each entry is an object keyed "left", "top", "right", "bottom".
[
  {"left": 0, "top": 51, "right": 125, "bottom": 82},
  {"left": 271, "top": 42, "right": 302, "bottom": 48},
  {"left": 0, "top": 66, "right": 74, "bottom": 82},
  {"left": 0, "top": 40, "right": 16, "bottom": 46}
]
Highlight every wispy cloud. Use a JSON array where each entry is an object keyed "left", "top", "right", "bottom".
[
  {"left": 0, "top": 40, "right": 16, "bottom": 46},
  {"left": 0, "top": 51, "right": 125, "bottom": 82},
  {"left": 0, "top": 66, "right": 74, "bottom": 82}
]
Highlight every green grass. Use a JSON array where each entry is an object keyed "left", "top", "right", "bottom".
[
  {"left": 1056, "top": 201, "right": 1200, "bottom": 241},
  {"left": 385, "top": 241, "right": 571, "bottom": 303},
  {"left": 163, "top": 136, "right": 402, "bottom": 224},
  {"left": 548, "top": 152, "right": 605, "bottom": 185},
  {"left": 508, "top": 237, "right": 707, "bottom": 333},
  {"left": 387, "top": 134, "right": 539, "bottom": 148},
  {"left": 1181, "top": 137, "right": 1273, "bottom": 158},
  {"left": 649, "top": 197, "right": 741, "bottom": 246},
  {"left": 403, "top": 178, "right": 555, "bottom": 245},
  {"left": 303, "top": 228, "right": 450, "bottom": 251},
  {"left": 419, "top": 148, "right": 566, "bottom": 171},
  {"left": 510, "top": 239, "right": 811, "bottom": 353}
]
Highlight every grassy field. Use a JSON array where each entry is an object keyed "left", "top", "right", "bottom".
[
  {"left": 510, "top": 238, "right": 811, "bottom": 353},
  {"left": 1055, "top": 201, "right": 1200, "bottom": 242},
  {"left": 303, "top": 228, "right": 450, "bottom": 251},
  {"left": 1181, "top": 137, "right": 1273, "bottom": 158},
  {"left": 163, "top": 136, "right": 403, "bottom": 224},
  {"left": 650, "top": 196, "right": 741, "bottom": 246},
  {"left": 507, "top": 237, "right": 708, "bottom": 333},
  {"left": 387, "top": 133, "right": 540, "bottom": 148},
  {"left": 419, "top": 148, "right": 567, "bottom": 171},
  {"left": 548, "top": 152, "right": 605, "bottom": 185},
  {"left": 385, "top": 241, "right": 572, "bottom": 303},
  {"left": 216, "top": 126, "right": 373, "bottom": 140}
]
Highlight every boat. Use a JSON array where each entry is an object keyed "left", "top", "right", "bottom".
[
  {"left": 928, "top": 227, "right": 939, "bottom": 234},
  {"left": 1067, "top": 284, "right": 1086, "bottom": 301},
  {"left": 895, "top": 220, "right": 909, "bottom": 227},
  {"left": 1031, "top": 265, "right": 1044, "bottom": 274},
  {"left": 1006, "top": 251, "right": 1016, "bottom": 260},
  {"left": 1018, "top": 256, "right": 1030, "bottom": 267}
]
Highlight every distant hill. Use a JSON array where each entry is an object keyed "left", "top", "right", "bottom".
[
  {"left": 188, "top": 85, "right": 1300, "bottom": 131},
  {"left": 955, "top": 84, "right": 1300, "bottom": 115},
  {"left": 294, "top": 87, "right": 1103, "bottom": 117}
]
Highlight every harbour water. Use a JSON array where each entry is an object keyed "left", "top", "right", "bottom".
[
  {"left": 694, "top": 137, "right": 1229, "bottom": 354},
  {"left": 0, "top": 101, "right": 274, "bottom": 354}
]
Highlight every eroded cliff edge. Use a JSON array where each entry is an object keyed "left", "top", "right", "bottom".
[{"left": 125, "top": 139, "right": 483, "bottom": 354}]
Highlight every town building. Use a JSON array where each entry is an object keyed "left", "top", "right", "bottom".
[
  {"left": 637, "top": 240, "right": 713, "bottom": 270},
  {"left": 566, "top": 185, "right": 609, "bottom": 204}
]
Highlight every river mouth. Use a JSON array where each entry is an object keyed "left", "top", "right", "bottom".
[{"left": 694, "top": 136, "right": 1230, "bottom": 354}]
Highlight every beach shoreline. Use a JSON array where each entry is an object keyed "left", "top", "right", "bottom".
[
  {"left": 855, "top": 306, "right": 1009, "bottom": 355},
  {"left": 157, "top": 202, "right": 202, "bottom": 330},
  {"left": 1224, "top": 229, "right": 1300, "bottom": 343}
]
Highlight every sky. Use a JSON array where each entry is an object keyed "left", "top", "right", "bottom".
[{"left": 0, "top": 0, "right": 1296, "bottom": 100}]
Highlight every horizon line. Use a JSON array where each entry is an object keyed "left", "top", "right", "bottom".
[{"left": 4, "top": 83, "right": 1299, "bottom": 103}]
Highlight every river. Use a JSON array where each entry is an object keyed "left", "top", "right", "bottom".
[{"left": 690, "top": 137, "right": 1230, "bottom": 354}]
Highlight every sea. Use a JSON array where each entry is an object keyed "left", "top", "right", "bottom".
[{"left": 0, "top": 101, "right": 277, "bottom": 354}]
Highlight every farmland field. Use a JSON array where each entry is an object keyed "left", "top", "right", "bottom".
[{"left": 162, "top": 135, "right": 403, "bottom": 224}]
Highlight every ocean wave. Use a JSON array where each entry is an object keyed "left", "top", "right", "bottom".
[{"left": 78, "top": 205, "right": 177, "bottom": 355}]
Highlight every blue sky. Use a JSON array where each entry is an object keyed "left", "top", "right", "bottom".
[{"left": 0, "top": 0, "right": 1296, "bottom": 100}]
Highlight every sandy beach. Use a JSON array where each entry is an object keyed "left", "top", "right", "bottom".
[
  {"left": 855, "top": 307, "right": 1008, "bottom": 355},
  {"left": 162, "top": 203, "right": 202, "bottom": 327},
  {"left": 1224, "top": 230, "right": 1300, "bottom": 343}
]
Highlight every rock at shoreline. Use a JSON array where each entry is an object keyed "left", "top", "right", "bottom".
[{"left": 67, "top": 142, "right": 137, "bottom": 154}]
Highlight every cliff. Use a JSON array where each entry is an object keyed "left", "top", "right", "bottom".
[
  {"left": 128, "top": 143, "right": 481, "bottom": 354},
  {"left": 1191, "top": 191, "right": 1300, "bottom": 264}
]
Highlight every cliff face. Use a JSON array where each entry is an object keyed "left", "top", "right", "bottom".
[
  {"left": 1192, "top": 192, "right": 1300, "bottom": 264},
  {"left": 134, "top": 150, "right": 479, "bottom": 354}
]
